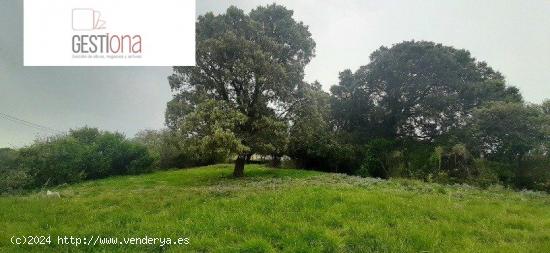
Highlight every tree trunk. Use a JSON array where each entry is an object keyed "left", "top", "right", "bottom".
[
  {"left": 271, "top": 155, "right": 282, "bottom": 168},
  {"left": 233, "top": 155, "right": 246, "bottom": 177}
]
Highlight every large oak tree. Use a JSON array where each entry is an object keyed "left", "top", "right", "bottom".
[
  {"left": 167, "top": 5, "right": 315, "bottom": 176},
  {"left": 331, "top": 41, "right": 522, "bottom": 142}
]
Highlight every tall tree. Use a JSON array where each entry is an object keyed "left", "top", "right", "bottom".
[
  {"left": 289, "top": 82, "right": 337, "bottom": 170},
  {"left": 167, "top": 5, "right": 315, "bottom": 176},
  {"left": 470, "top": 102, "right": 545, "bottom": 180},
  {"left": 331, "top": 41, "right": 522, "bottom": 142}
]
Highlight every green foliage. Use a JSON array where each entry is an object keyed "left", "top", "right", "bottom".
[
  {"left": 430, "top": 144, "right": 474, "bottom": 179},
  {"left": 0, "top": 149, "right": 29, "bottom": 193},
  {"left": 161, "top": 10, "right": 547, "bottom": 188},
  {"left": 331, "top": 41, "right": 521, "bottom": 141},
  {"left": 135, "top": 129, "right": 200, "bottom": 169},
  {"left": 539, "top": 100, "right": 550, "bottom": 154},
  {"left": 139, "top": 102, "right": 247, "bottom": 169},
  {"left": 18, "top": 135, "right": 88, "bottom": 187},
  {"left": 0, "top": 127, "right": 156, "bottom": 192},
  {"left": 516, "top": 156, "right": 550, "bottom": 192},
  {"left": 400, "top": 141, "right": 435, "bottom": 179},
  {"left": 179, "top": 100, "right": 248, "bottom": 163},
  {"left": 358, "top": 139, "right": 402, "bottom": 179},
  {"left": 473, "top": 159, "right": 512, "bottom": 188},
  {"left": 0, "top": 148, "right": 18, "bottom": 170},
  {"left": 424, "top": 144, "right": 502, "bottom": 188},
  {"left": 139, "top": 99, "right": 264, "bottom": 170},
  {"left": 247, "top": 116, "right": 289, "bottom": 158},
  {"left": 469, "top": 102, "right": 548, "bottom": 190},
  {"left": 288, "top": 82, "right": 352, "bottom": 172},
  {"left": 167, "top": 4, "right": 315, "bottom": 176},
  {"left": 471, "top": 102, "right": 545, "bottom": 161},
  {"left": 1, "top": 165, "right": 548, "bottom": 252},
  {"left": 324, "top": 41, "right": 547, "bottom": 191}
]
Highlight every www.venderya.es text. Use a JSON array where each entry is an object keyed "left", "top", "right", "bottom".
[{"left": 10, "top": 235, "right": 190, "bottom": 247}]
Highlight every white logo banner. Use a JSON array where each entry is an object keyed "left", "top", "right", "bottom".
[{"left": 24, "top": 0, "right": 196, "bottom": 66}]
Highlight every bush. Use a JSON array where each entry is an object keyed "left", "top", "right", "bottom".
[
  {"left": 18, "top": 136, "right": 88, "bottom": 187},
  {"left": 81, "top": 130, "right": 155, "bottom": 178},
  {"left": 516, "top": 156, "right": 550, "bottom": 192},
  {"left": 357, "top": 139, "right": 403, "bottom": 179},
  {"left": 401, "top": 141, "right": 435, "bottom": 179},
  {"left": 0, "top": 148, "right": 18, "bottom": 169},
  {"left": 0, "top": 148, "right": 30, "bottom": 193},
  {"left": 134, "top": 129, "right": 231, "bottom": 169},
  {"left": 425, "top": 144, "right": 502, "bottom": 187},
  {"left": 0, "top": 169, "right": 30, "bottom": 194},
  {"left": 429, "top": 144, "right": 476, "bottom": 180},
  {"left": 473, "top": 160, "right": 514, "bottom": 186},
  {"left": 289, "top": 137, "right": 359, "bottom": 174},
  {"left": 466, "top": 159, "right": 501, "bottom": 188},
  {"left": 0, "top": 127, "right": 156, "bottom": 192}
]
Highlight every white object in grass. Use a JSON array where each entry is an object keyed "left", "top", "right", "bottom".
[{"left": 46, "top": 190, "right": 60, "bottom": 198}]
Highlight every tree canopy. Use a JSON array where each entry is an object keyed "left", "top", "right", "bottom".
[
  {"left": 331, "top": 41, "right": 522, "bottom": 142},
  {"left": 161, "top": 5, "right": 548, "bottom": 191},
  {"left": 167, "top": 4, "right": 315, "bottom": 176}
]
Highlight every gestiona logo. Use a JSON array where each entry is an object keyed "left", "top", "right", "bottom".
[
  {"left": 25, "top": 0, "right": 194, "bottom": 66},
  {"left": 71, "top": 8, "right": 142, "bottom": 58}
]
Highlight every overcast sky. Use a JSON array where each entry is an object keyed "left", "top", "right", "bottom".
[{"left": 1, "top": 0, "right": 549, "bottom": 148}]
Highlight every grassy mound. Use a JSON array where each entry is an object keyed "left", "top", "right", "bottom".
[{"left": 0, "top": 164, "right": 549, "bottom": 252}]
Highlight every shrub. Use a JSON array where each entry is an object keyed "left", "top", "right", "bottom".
[
  {"left": 0, "top": 149, "right": 30, "bottom": 193},
  {"left": 0, "top": 169, "right": 30, "bottom": 194},
  {"left": 358, "top": 139, "right": 402, "bottom": 179},
  {"left": 18, "top": 136, "right": 88, "bottom": 187},
  {"left": 134, "top": 128, "right": 231, "bottom": 169},
  {"left": 0, "top": 148, "right": 18, "bottom": 170},
  {"left": 1, "top": 127, "right": 156, "bottom": 192},
  {"left": 429, "top": 144, "right": 476, "bottom": 180},
  {"left": 516, "top": 156, "right": 550, "bottom": 192},
  {"left": 473, "top": 160, "right": 514, "bottom": 186},
  {"left": 466, "top": 159, "right": 500, "bottom": 188},
  {"left": 83, "top": 130, "right": 155, "bottom": 178},
  {"left": 401, "top": 141, "right": 435, "bottom": 179}
]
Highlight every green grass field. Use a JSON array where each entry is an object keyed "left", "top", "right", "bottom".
[{"left": 0, "top": 164, "right": 549, "bottom": 252}]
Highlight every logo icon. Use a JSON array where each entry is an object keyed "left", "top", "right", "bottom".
[{"left": 72, "top": 8, "right": 106, "bottom": 31}]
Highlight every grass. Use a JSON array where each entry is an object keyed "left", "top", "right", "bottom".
[{"left": 0, "top": 164, "right": 549, "bottom": 252}]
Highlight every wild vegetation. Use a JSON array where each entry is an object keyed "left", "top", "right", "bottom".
[
  {"left": 166, "top": 5, "right": 315, "bottom": 177},
  {"left": 0, "top": 128, "right": 155, "bottom": 193},
  {"left": 0, "top": 4, "right": 549, "bottom": 252},
  {"left": 1, "top": 165, "right": 549, "bottom": 252},
  {"left": 2, "top": 4, "right": 548, "bottom": 194},
  {"left": 162, "top": 5, "right": 549, "bottom": 191}
]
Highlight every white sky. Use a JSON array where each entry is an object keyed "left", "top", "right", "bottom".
[{"left": 1, "top": 0, "right": 549, "bottom": 147}]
